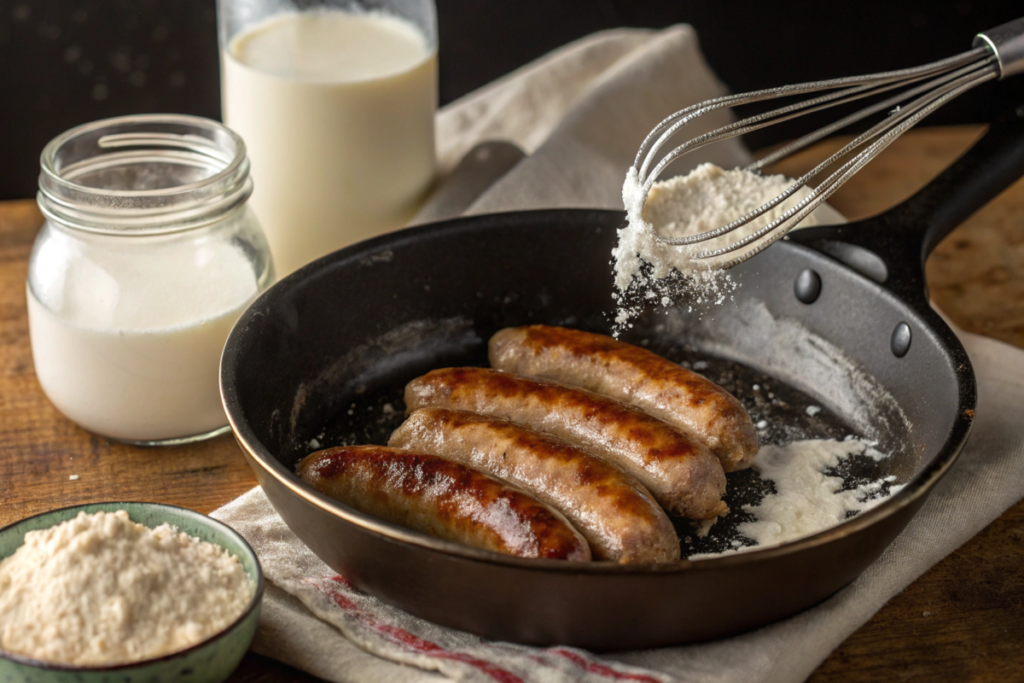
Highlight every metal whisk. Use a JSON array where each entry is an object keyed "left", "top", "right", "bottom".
[{"left": 631, "top": 17, "right": 1024, "bottom": 269}]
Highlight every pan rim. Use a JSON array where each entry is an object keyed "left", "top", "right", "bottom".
[{"left": 220, "top": 207, "right": 976, "bottom": 574}]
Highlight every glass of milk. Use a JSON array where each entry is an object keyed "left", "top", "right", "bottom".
[
  {"left": 218, "top": 0, "right": 438, "bottom": 276},
  {"left": 28, "top": 114, "right": 274, "bottom": 445}
]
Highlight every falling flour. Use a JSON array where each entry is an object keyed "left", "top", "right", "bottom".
[
  {"left": 692, "top": 438, "right": 903, "bottom": 559},
  {"left": 613, "top": 163, "right": 832, "bottom": 330}
]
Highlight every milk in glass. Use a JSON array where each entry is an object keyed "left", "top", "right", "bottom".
[{"left": 222, "top": 10, "right": 437, "bottom": 275}]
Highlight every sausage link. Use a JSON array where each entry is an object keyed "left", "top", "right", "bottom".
[
  {"left": 296, "top": 445, "right": 591, "bottom": 561},
  {"left": 489, "top": 325, "right": 759, "bottom": 472},
  {"left": 404, "top": 368, "right": 726, "bottom": 519},
  {"left": 390, "top": 408, "right": 680, "bottom": 563}
]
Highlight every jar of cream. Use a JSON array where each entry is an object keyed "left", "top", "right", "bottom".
[{"left": 28, "top": 114, "right": 274, "bottom": 445}]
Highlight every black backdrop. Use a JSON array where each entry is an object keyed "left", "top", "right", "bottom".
[{"left": 0, "top": 0, "right": 1021, "bottom": 199}]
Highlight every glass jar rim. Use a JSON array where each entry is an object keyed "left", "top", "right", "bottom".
[{"left": 38, "top": 114, "right": 253, "bottom": 236}]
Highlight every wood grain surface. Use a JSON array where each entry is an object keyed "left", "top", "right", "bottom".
[{"left": 1, "top": 126, "right": 1021, "bottom": 681}]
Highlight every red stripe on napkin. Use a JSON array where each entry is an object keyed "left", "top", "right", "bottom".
[
  {"left": 307, "top": 577, "right": 524, "bottom": 683},
  {"left": 551, "top": 648, "right": 667, "bottom": 683}
]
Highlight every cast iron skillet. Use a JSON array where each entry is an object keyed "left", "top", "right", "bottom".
[{"left": 221, "top": 106, "right": 1024, "bottom": 650}]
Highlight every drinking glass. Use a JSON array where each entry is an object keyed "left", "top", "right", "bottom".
[{"left": 218, "top": 0, "right": 438, "bottom": 275}]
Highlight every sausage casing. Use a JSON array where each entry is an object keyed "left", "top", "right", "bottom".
[
  {"left": 489, "top": 325, "right": 759, "bottom": 472},
  {"left": 296, "top": 445, "right": 591, "bottom": 561},
  {"left": 389, "top": 408, "right": 680, "bottom": 563},
  {"left": 404, "top": 368, "right": 726, "bottom": 519}
]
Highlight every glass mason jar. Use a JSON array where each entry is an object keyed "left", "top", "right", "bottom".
[
  {"left": 218, "top": 0, "right": 439, "bottom": 276},
  {"left": 28, "top": 114, "right": 274, "bottom": 446}
]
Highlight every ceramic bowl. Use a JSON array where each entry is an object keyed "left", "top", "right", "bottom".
[{"left": 0, "top": 502, "right": 264, "bottom": 683}]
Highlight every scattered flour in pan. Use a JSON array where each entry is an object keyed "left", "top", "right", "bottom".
[
  {"left": 692, "top": 438, "right": 903, "bottom": 559},
  {"left": 612, "top": 163, "right": 831, "bottom": 332}
]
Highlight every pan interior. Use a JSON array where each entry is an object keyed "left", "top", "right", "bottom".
[
  {"left": 229, "top": 210, "right": 942, "bottom": 561},
  {"left": 293, "top": 317, "right": 905, "bottom": 559}
]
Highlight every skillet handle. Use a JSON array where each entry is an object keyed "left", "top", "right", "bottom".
[
  {"left": 888, "top": 101, "right": 1024, "bottom": 260},
  {"left": 788, "top": 100, "right": 1024, "bottom": 300}
]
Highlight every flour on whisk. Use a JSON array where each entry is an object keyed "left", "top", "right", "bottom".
[{"left": 613, "top": 163, "right": 827, "bottom": 330}]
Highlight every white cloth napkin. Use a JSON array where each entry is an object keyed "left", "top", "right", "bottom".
[{"left": 212, "top": 26, "right": 1024, "bottom": 683}]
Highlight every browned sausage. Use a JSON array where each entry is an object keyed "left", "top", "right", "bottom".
[
  {"left": 389, "top": 408, "right": 680, "bottom": 563},
  {"left": 296, "top": 445, "right": 590, "bottom": 561},
  {"left": 404, "top": 368, "right": 726, "bottom": 519},
  {"left": 489, "top": 325, "right": 759, "bottom": 472}
]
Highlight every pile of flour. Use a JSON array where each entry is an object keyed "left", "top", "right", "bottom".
[
  {"left": 693, "top": 438, "right": 903, "bottom": 558},
  {"left": 613, "top": 163, "right": 830, "bottom": 329},
  {"left": 0, "top": 510, "right": 253, "bottom": 666}
]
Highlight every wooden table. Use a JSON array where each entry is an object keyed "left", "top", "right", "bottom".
[{"left": 2, "top": 126, "right": 1022, "bottom": 681}]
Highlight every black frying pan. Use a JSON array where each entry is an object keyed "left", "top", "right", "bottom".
[{"left": 220, "top": 105, "right": 1024, "bottom": 650}]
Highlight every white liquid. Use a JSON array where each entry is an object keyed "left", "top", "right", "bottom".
[
  {"left": 222, "top": 10, "right": 437, "bottom": 275},
  {"left": 28, "top": 241, "right": 259, "bottom": 443}
]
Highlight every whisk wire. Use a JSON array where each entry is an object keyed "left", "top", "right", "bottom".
[
  {"left": 633, "top": 46, "right": 990, "bottom": 183},
  {"left": 626, "top": 19, "right": 1024, "bottom": 272},
  {"left": 749, "top": 54, "right": 997, "bottom": 170},
  {"left": 640, "top": 82, "right": 887, "bottom": 191},
  {"left": 693, "top": 64, "right": 1000, "bottom": 267},
  {"left": 657, "top": 55, "right": 1000, "bottom": 247}
]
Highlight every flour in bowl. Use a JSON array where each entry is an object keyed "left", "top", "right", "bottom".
[
  {"left": 613, "top": 163, "right": 832, "bottom": 330},
  {"left": 0, "top": 510, "right": 253, "bottom": 666}
]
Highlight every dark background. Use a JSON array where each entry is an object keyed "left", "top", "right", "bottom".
[{"left": 0, "top": 0, "right": 1021, "bottom": 199}]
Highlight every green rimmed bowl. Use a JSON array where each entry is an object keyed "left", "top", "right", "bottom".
[{"left": 0, "top": 502, "right": 264, "bottom": 683}]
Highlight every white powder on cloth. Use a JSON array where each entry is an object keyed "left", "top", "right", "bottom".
[
  {"left": 0, "top": 510, "right": 253, "bottom": 666},
  {"left": 693, "top": 438, "right": 902, "bottom": 559},
  {"left": 613, "top": 163, "right": 831, "bottom": 329}
]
